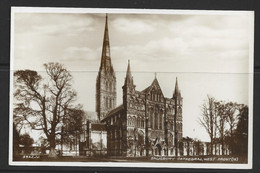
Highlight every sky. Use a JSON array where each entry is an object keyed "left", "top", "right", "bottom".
[{"left": 12, "top": 9, "right": 254, "bottom": 142}]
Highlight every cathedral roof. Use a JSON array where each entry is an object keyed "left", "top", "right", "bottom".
[
  {"left": 102, "top": 104, "right": 124, "bottom": 121},
  {"left": 91, "top": 123, "right": 106, "bottom": 131},
  {"left": 141, "top": 85, "right": 152, "bottom": 93}
]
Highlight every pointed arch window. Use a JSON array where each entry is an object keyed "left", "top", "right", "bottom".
[
  {"left": 150, "top": 111, "right": 153, "bottom": 129},
  {"left": 127, "top": 117, "right": 130, "bottom": 126},
  {"left": 159, "top": 111, "right": 162, "bottom": 130},
  {"left": 155, "top": 111, "right": 158, "bottom": 130},
  {"left": 109, "top": 82, "right": 112, "bottom": 91},
  {"left": 133, "top": 117, "right": 136, "bottom": 127}
]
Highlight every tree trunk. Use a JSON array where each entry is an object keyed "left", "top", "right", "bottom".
[
  {"left": 215, "top": 143, "right": 217, "bottom": 155},
  {"left": 210, "top": 114, "right": 213, "bottom": 155},
  {"left": 48, "top": 134, "right": 57, "bottom": 157},
  {"left": 61, "top": 126, "right": 64, "bottom": 156},
  {"left": 187, "top": 142, "right": 190, "bottom": 156},
  {"left": 221, "top": 135, "right": 224, "bottom": 155},
  {"left": 230, "top": 128, "right": 233, "bottom": 155}
]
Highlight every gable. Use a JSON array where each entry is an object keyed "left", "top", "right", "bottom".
[{"left": 144, "top": 78, "right": 164, "bottom": 97}]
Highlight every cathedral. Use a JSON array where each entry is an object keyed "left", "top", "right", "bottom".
[{"left": 94, "top": 15, "right": 183, "bottom": 157}]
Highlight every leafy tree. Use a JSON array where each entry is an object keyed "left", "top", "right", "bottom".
[
  {"left": 38, "top": 136, "right": 48, "bottom": 155},
  {"left": 60, "top": 106, "right": 84, "bottom": 154},
  {"left": 13, "top": 62, "right": 77, "bottom": 157},
  {"left": 225, "top": 102, "right": 239, "bottom": 154},
  {"left": 19, "top": 133, "right": 34, "bottom": 154},
  {"left": 233, "top": 105, "right": 248, "bottom": 155},
  {"left": 13, "top": 123, "right": 20, "bottom": 158}
]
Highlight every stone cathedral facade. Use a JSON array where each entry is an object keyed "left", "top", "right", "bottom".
[{"left": 96, "top": 15, "right": 183, "bottom": 157}]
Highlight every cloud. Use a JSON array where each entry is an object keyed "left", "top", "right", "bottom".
[
  {"left": 112, "top": 18, "right": 155, "bottom": 35},
  {"left": 60, "top": 46, "right": 100, "bottom": 63},
  {"left": 168, "top": 15, "right": 249, "bottom": 40},
  {"left": 13, "top": 12, "right": 251, "bottom": 74},
  {"left": 15, "top": 13, "right": 95, "bottom": 37},
  {"left": 66, "top": 46, "right": 92, "bottom": 53}
]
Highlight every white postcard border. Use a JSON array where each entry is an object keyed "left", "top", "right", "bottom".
[{"left": 9, "top": 7, "right": 254, "bottom": 169}]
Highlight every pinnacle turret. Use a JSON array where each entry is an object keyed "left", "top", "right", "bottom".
[
  {"left": 124, "top": 60, "right": 134, "bottom": 85},
  {"left": 173, "top": 77, "right": 181, "bottom": 98}
]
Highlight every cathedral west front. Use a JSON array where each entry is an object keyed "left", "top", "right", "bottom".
[{"left": 93, "top": 15, "right": 183, "bottom": 157}]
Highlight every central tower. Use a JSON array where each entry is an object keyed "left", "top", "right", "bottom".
[{"left": 96, "top": 14, "right": 117, "bottom": 121}]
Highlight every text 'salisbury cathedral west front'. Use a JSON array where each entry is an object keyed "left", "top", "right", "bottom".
[{"left": 81, "top": 15, "right": 183, "bottom": 157}]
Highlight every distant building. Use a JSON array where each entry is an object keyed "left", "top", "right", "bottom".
[
  {"left": 80, "top": 121, "right": 107, "bottom": 156},
  {"left": 79, "top": 111, "right": 107, "bottom": 156}
]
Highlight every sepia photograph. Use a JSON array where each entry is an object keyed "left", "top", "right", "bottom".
[{"left": 9, "top": 7, "right": 254, "bottom": 169}]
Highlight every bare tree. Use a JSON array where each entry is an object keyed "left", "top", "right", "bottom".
[
  {"left": 13, "top": 62, "right": 77, "bottom": 157},
  {"left": 214, "top": 101, "right": 227, "bottom": 155},
  {"left": 199, "top": 95, "right": 217, "bottom": 155}
]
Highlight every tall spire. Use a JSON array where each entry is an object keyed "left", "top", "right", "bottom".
[
  {"left": 99, "top": 14, "right": 113, "bottom": 73},
  {"left": 173, "top": 77, "right": 181, "bottom": 98},
  {"left": 96, "top": 14, "right": 117, "bottom": 121}
]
